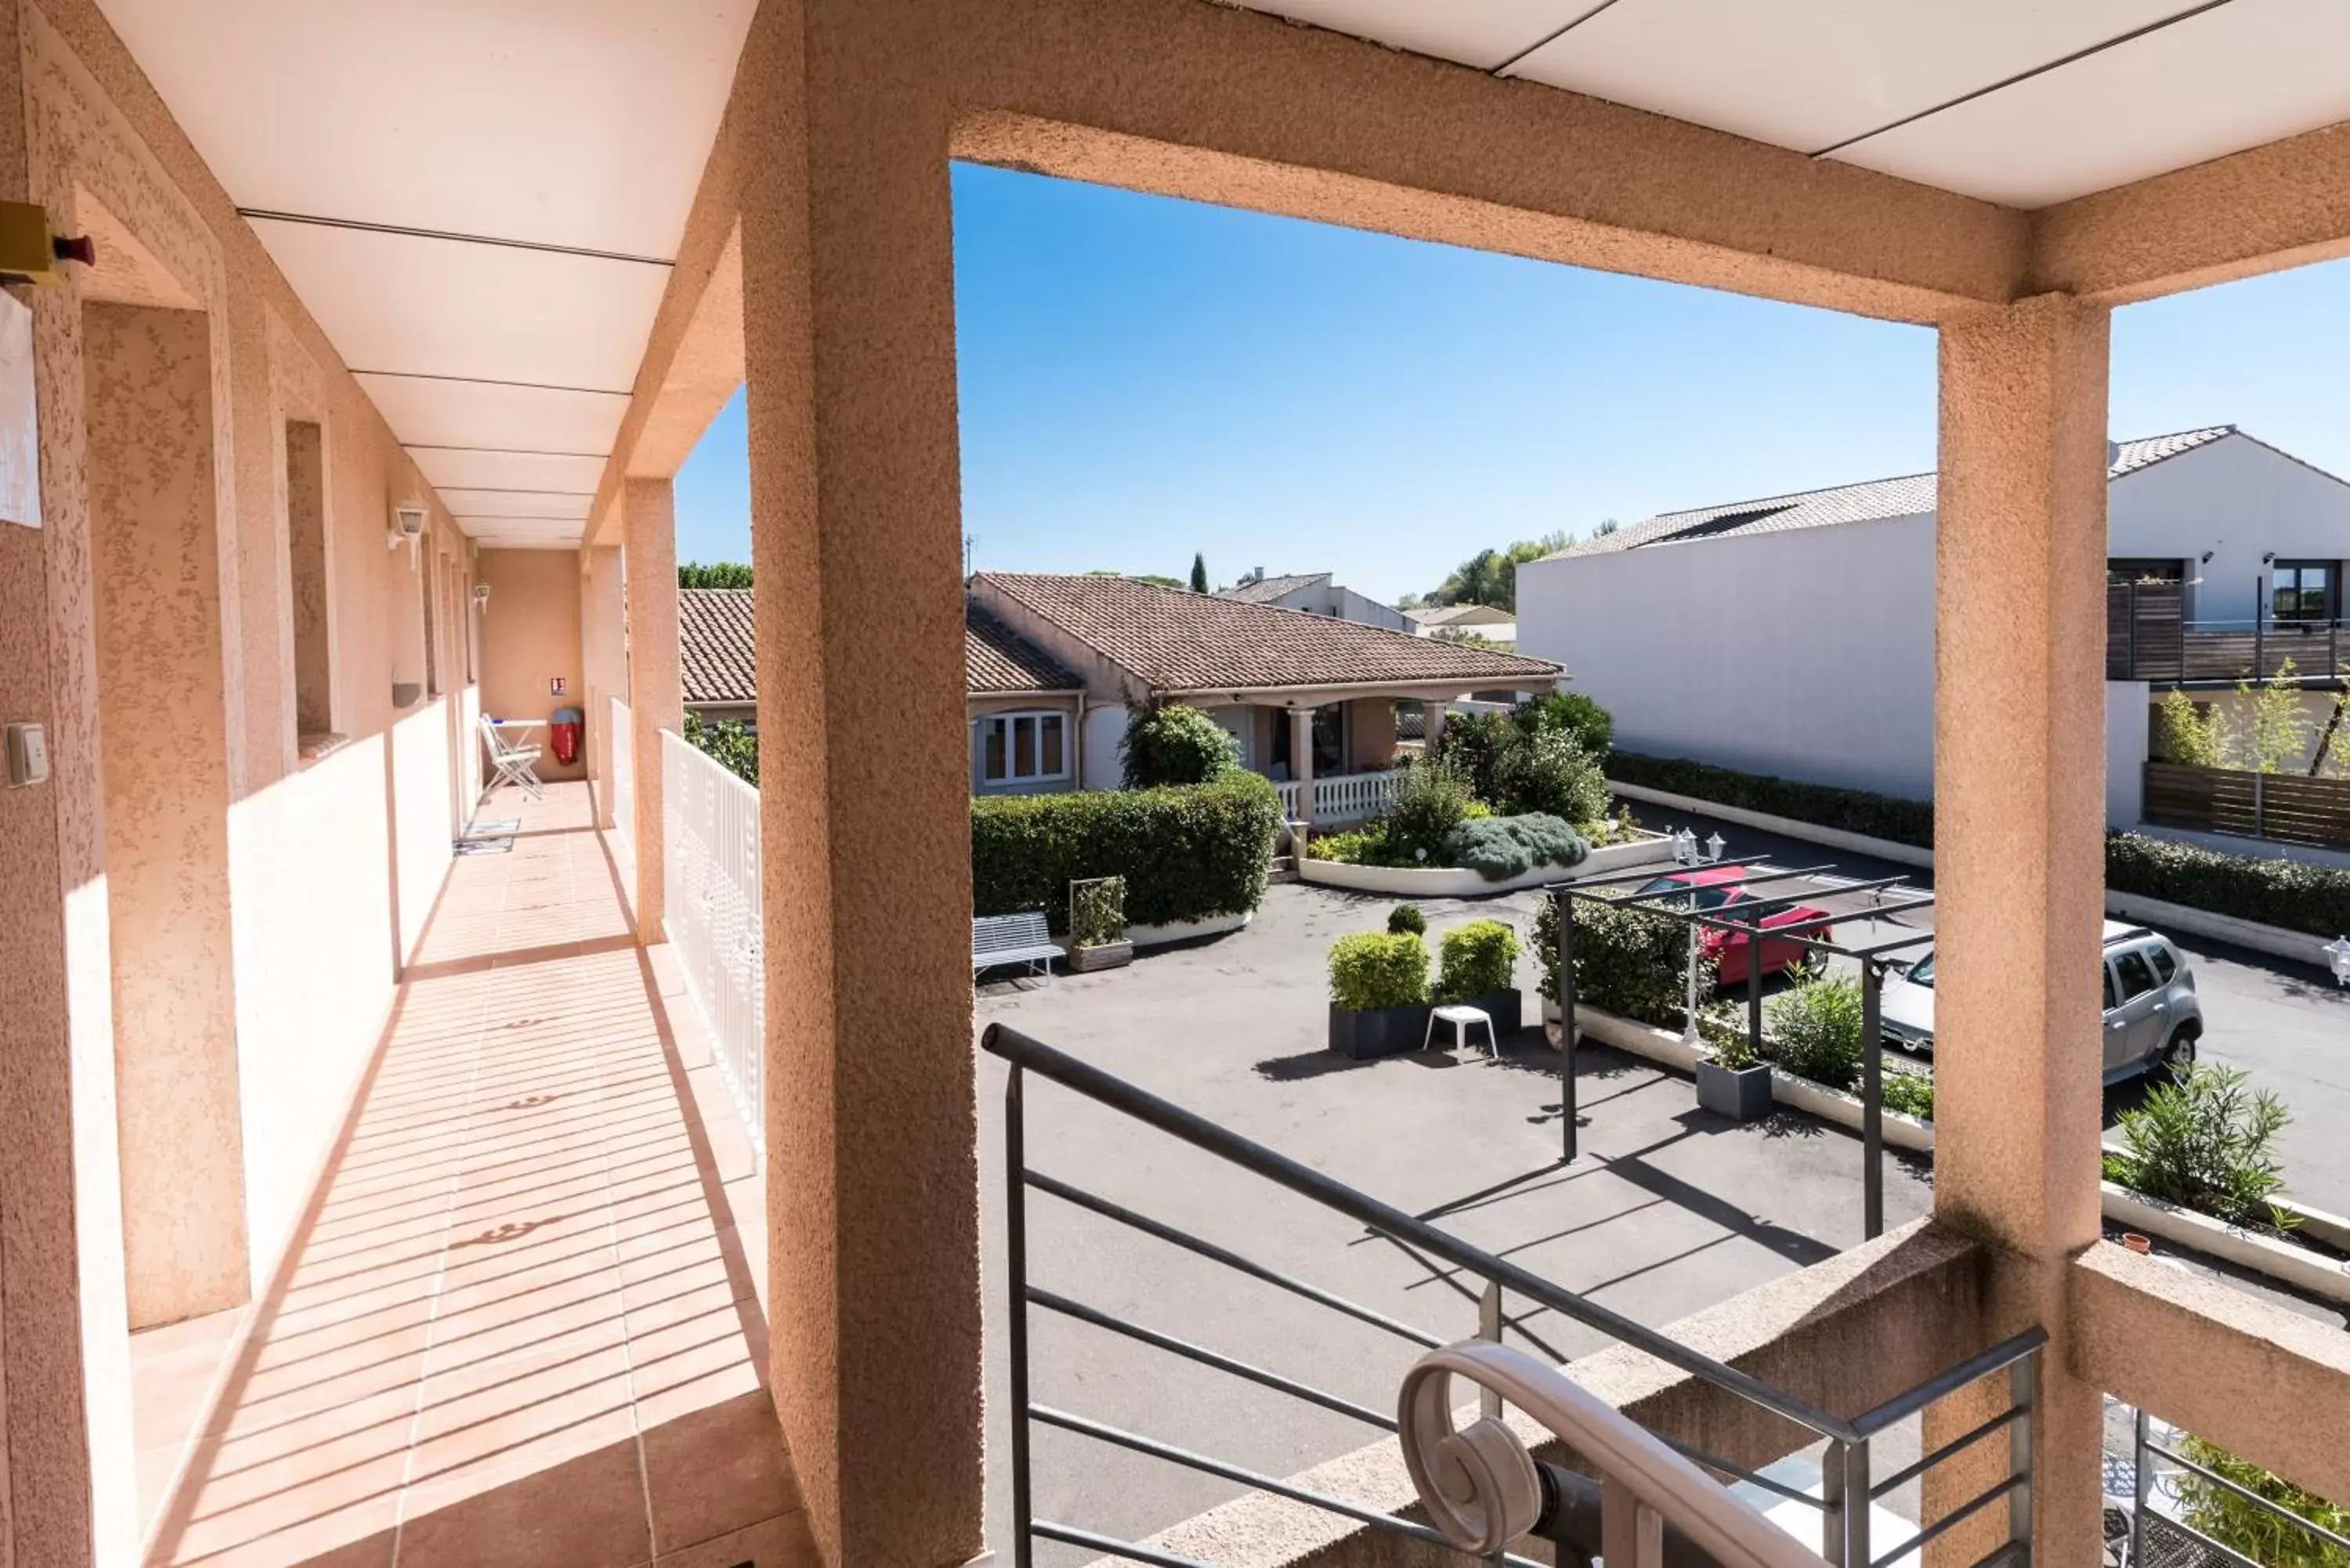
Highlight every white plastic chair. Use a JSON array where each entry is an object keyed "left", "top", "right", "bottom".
[{"left": 479, "top": 716, "right": 545, "bottom": 800}]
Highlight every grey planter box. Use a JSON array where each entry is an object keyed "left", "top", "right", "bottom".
[
  {"left": 1329, "top": 1003, "right": 1434, "bottom": 1060},
  {"left": 1066, "top": 940, "right": 1133, "bottom": 973},
  {"left": 1696, "top": 1059, "right": 1773, "bottom": 1122}
]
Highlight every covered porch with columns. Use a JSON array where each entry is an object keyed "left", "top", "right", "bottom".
[{"left": 4, "top": 3, "right": 2350, "bottom": 1568}]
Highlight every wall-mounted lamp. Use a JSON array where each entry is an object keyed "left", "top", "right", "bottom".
[
  {"left": 2200, "top": 550, "right": 2214, "bottom": 564},
  {"left": 388, "top": 504, "right": 426, "bottom": 555},
  {"left": 473, "top": 582, "right": 491, "bottom": 614},
  {"left": 2262, "top": 551, "right": 2278, "bottom": 565}
]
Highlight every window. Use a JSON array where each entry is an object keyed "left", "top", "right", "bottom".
[
  {"left": 2149, "top": 944, "right": 2178, "bottom": 985},
  {"left": 2112, "top": 948, "right": 2160, "bottom": 1004},
  {"left": 976, "top": 710, "right": 1068, "bottom": 785},
  {"left": 2271, "top": 560, "right": 2338, "bottom": 623}
]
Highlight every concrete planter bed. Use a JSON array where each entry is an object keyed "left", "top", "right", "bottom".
[
  {"left": 1299, "top": 833, "right": 1674, "bottom": 898},
  {"left": 2099, "top": 1182, "right": 2350, "bottom": 1306}
]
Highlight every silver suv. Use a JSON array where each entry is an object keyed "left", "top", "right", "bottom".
[{"left": 1877, "top": 920, "right": 2201, "bottom": 1085}]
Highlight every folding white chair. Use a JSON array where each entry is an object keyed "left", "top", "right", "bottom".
[{"left": 479, "top": 715, "right": 546, "bottom": 800}]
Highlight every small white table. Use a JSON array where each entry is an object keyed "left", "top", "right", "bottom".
[{"left": 1424, "top": 1003, "right": 1498, "bottom": 1057}]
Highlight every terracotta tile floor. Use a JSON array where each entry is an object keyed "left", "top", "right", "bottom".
[{"left": 141, "top": 784, "right": 812, "bottom": 1568}]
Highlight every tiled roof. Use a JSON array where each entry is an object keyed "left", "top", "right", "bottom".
[
  {"left": 974, "top": 572, "right": 1561, "bottom": 693},
  {"left": 678, "top": 589, "right": 756, "bottom": 704},
  {"left": 1545, "top": 425, "right": 2240, "bottom": 561},
  {"left": 1409, "top": 603, "right": 1513, "bottom": 627},
  {"left": 967, "top": 601, "right": 1082, "bottom": 693},
  {"left": 1220, "top": 572, "right": 1329, "bottom": 604}
]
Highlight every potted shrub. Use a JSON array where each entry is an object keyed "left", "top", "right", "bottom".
[
  {"left": 1066, "top": 876, "right": 1133, "bottom": 973},
  {"left": 1328, "top": 931, "right": 1432, "bottom": 1060},
  {"left": 1435, "top": 919, "right": 1523, "bottom": 1038},
  {"left": 1694, "top": 1015, "right": 1772, "bottom": 1122}
]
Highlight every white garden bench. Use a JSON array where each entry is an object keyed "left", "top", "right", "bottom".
[{"left": 973, "top": 910, "right": 1064, "bottom": 983}]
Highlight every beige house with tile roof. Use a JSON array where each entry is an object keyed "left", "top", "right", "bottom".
[{"left": 968, "top": 572, "right": 1562, "bottom": 819}]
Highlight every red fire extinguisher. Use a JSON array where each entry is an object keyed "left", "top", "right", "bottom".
[{"left": 550, "top": 706, "right": 583, "bottom": 767}]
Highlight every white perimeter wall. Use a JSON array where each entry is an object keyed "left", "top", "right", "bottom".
[
  {"left": 1517, "top": 511, "right": 1938, "bottom": 800},
  {"left": 1082, "top": 704, "right": 1130, "bottom": 790},
  {"left": 2112, "top": 434, "right": 2350, "bottom": 623},
  {"left": 2107, "top": 681, "right": 2149, "bottom": 830}
]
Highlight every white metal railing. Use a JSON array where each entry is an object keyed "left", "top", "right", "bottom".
[
  {"left": 662, "top": 728, "right": 765, "bottom": 1160},
  {"left": 1275, "top": 769, "right": 1403, "bottom": 823},
  {"left": 609, "top": 696, "right": 634, "bottom": 854}
]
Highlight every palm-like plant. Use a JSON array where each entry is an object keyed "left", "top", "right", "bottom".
[{"left": 2104, "top": 1062, "right": 2294, "bottom": 1230}]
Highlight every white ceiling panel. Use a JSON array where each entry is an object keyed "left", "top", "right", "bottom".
[
  {"left": 408, "top": 448, "right": 606, "bottom": 495},
  {"left": 1835, "top": 0, "right": 2350, "bottom": 206},
  {"left": 356, "top": 375, "right": 626, "bottom": 457},
  {"left": 436, "top": 489, "right": 593, "bottom": 522},
  {"left": 92, "top": 0, "right": 753, "bottom": 258},
  {"left": 1225, "top": 1, "right": 1607, "bottom": 72},
  {"left": 252, "top": 219, "right": 668, "bottom": 390},
  {"left": 1505, "top": 0, "right": 2191, "bottom": 157},
  {"left": 474, "top": 537, "right": 582, "bottom": 550}
]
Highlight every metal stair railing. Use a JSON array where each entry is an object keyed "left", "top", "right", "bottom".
[{"left": 984, "top": 1021, "right": 2047, "bottom": 1568}]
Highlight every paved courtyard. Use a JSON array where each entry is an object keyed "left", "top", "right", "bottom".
[{"left": 974, "top": 880, "right": 1938, "bottom": 1563}]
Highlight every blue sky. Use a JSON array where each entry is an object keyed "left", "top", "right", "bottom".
[{"left": 674, "top": 164, "right": 2350, "bottom": 605}]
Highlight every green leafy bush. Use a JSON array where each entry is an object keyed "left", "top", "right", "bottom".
[
  {"left": 1306, "top": 824, "right": 1401, "bottom": 865},
  {"left": 1881, "top": 1071, "right": 1935, "bottom": 1122},
  {"left": 2104, "top": 1061, "right": 2294, "bottom": 1230},
  {"left": 1444, "top": 814, "right": 1590, "bottom": 881},
  {"left": 1516, "top": 692, "right": 1614, "bottom": 756},
  {"left": 1386, "top": 903, "right": 1426, "bottom": 936},
  {"left": 2105, "top": 832, "right": 2350, "bottom": 941},
  {"left": 683, "top": 712, "right": 759, "bottom": 786},
  {"left": 1534, "top": 896, "right": 1693, "bottom": 1025},
  {"left": 1069, "top": 876, "right": 1126, "bottom": 948},
  {"left": 1608, "top": 751, "right": 1934, "bottom": 848},
  {"left": 677, "top": 561, "right": 753, "bottom": 588},
  {"left": 1764, "top": 974, "right": 1865, "bottom": 1090},
  {"left": 1119, "top": 701, "right": 1238, "bottom": 788},
  {"left": 1513, "top": 728, "right": 1611, "bottom": 826},
  {"left": 1386, "top": 755, "right": 1477, "bottom": 862},
  {"left": 1434, "top": 714, "right": 1524, "bottom": 808},
  {"left": 1329, "top": 931, "right": 1430, "bottom": 1011},
  {"left": 2177, "top": 1435, "right": 2350, "bottom": 1568},
  {"left": 1437, "top": 919, "right": 1520, "bottom": 1001},
  {"left": 971, "top": 771, "right": 1282, "bottom": 934}
]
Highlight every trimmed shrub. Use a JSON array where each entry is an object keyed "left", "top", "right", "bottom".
[
  {"left": 1516, "top": 692, "right": 1614, "bottom": 756},
  {"left": 2104, "top": 1061, "right": 2294, "bottom": 1230},
  {"left": 1444, "top": 814, "right": 1590, "bottom": 881},
  {"left": 1534, "top": 896, "right": 1691, "bottom": 1025},
  {"left": 1329, "top": 931, "right": 1430, "bottom": 1011},
  {"left": 1119, "top": 700, "right": 1238, "bottom": 788},
  {"left": 1881, "top": 1071, "right": 1935, "bottom": 1122},
  {"left": 1608, "top": 751, "right": 1934, "bottom": 848},
  {"left": 1386, "top": 903, "right": 1426, "bottom": 936},
  {"left": 2105, "top": 832, "right": 2350, "bottom": 941},
  {"left": 1386, "top": 755, "right": 1477, "bottom": 862},
  {"left": 1437, "top": 919, "right": 1520, "bottom": 1002},
  {"left": 1764, "top": 974, "right": 1866, "bottom": 1090},
  {"left": 971, "top": 771, "right": 1282, "bottom": 934},
  {"left": 1513, "top": 728, "right": 1611, "bottom": 826}
]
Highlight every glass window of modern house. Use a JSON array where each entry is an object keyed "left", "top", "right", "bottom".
[
  {"left": 2272, "top": 560, "right": 2338, "bottom": 621},
  {"left": 978, "top": 711, "right": 1068, "bottom": 783}
]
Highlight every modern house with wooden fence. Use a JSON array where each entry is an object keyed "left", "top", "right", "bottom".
[{"left": 1520, "top": 425, "right": 2350, "bottom": 851}]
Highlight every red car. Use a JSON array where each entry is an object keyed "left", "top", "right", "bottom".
[{"left": 1631, "top": 867, "right": 1833, "bottom": 986}]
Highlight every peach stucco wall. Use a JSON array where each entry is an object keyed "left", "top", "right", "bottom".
[{"left": 479, "top": 547, "right": 587, "bottom": 782}]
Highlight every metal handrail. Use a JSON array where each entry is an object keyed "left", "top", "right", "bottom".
[{"left": 984, "top": 1021, "right": 1856, "bottom": 1443}]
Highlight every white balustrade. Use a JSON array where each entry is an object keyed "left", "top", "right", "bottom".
[
  {"left": 661, "top": 729, "right": 765, "bottom": 1162},
  {"left": 609, "top": 697, "right": 634, "bottom": 855},
  {"left": 1311, "top": 769, "right": 1400, "bottom": 823},
  {"left": 1276, "top": 779, "right": 1303, "bottom": 818}
]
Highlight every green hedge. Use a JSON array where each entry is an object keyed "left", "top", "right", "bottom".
[
  {"left": 2105, "top": 832, "right": 2350, "bottom": 941},
  {"left": 1608, "top": 751, "right": 1935, "bottom": 848},
  {"left": 1437, "top": 919, "right": 1520, "bottom": 1001},
  {"left": 971, "top": 771, "right": 1283, "bottom": 934}
]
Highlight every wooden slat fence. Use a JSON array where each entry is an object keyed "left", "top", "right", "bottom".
[{"left": 2143, "top": 761, "right": 2350, "bottom": 850}]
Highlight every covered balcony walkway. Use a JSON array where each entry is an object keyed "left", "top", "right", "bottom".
[{"left": 134, "top": 783, "right": 808, "bottom": 1568}]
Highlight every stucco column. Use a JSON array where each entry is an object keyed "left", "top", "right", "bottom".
[
  {"left": 1289, "top": 706, "right": 1316, "bottom": 826},
  {"left": 580, "top": 543, "right": 625, "bottom": 830},
  {"left": 624, "top": 481, "right": 678, "bottom": 932},
  {"left": 1923, "top": 293, "right": 2110, "bottom": 1566},
  {"left": 1425, "top": 699, "right": 1448, "bottom": 755},
  {"left": 736, "top": 3, "right": 983, "bottom": 1563},
  {"left": 85, "top": 302, "right": 249, "bottom": 1331}
]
